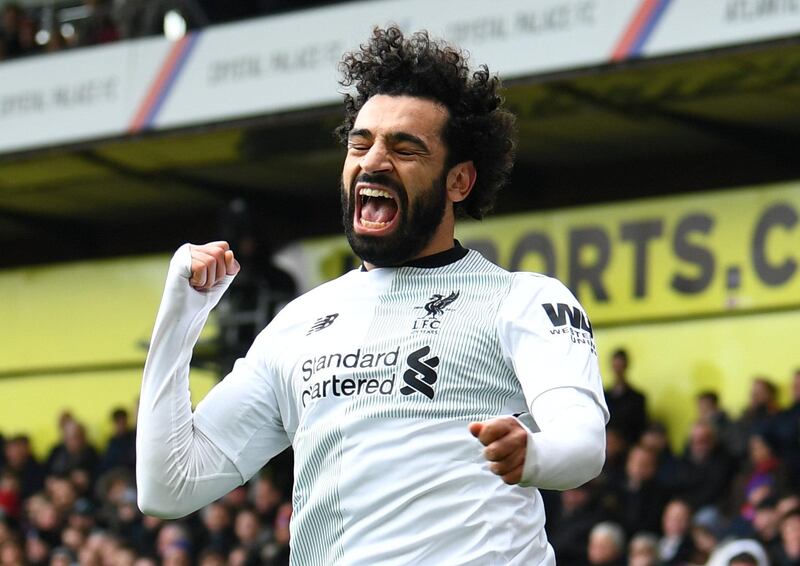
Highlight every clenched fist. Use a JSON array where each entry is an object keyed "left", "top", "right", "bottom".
[
  {"left": 189, "top": 241, "right": 240, "bottom": 291},
  {"left": 469, "top": 417, "right": 528, "bottom": 485}
]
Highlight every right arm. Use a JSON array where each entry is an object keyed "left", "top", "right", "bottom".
[{"left": 136, "top": 242, "right": 290, "bottom": 518}]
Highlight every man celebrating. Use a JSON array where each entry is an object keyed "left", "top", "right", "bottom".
[{"left": 137, "top": 27, "right": 608, "bottom": 565}]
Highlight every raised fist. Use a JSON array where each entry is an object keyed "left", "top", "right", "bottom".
[{"left": 188, "top": 241, "right": 240, "bottom": 291}]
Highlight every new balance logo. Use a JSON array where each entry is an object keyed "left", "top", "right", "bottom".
[
  {"left": 307, "top": 313, "right": 339, "bottom": 335},
  {"left": 400, "top": 346, "right": 439, "bottom": 399},
  {"left": 542, "top": 303, "right": 593, "bottom": 336}
]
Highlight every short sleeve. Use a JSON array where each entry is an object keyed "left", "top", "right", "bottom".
[
  {"left": 496, "top": 273, "right": 609, "bottom": 421},
  {"left": 194, "top": 331, "right": 291, "bottom": 481}
]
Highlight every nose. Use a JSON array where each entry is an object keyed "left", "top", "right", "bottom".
[{"left": 360, "top": 141, "right": 393, "bottom": 174}]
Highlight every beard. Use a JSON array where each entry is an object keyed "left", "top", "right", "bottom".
[{"left": 341, "top": 170, "right": 448, "bottom": 267}]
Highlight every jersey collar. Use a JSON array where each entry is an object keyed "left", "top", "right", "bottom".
[{"left": 360, "top": 240, "right": 468, "bottom": 271}]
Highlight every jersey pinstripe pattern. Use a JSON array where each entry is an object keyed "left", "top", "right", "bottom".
[
  {"left": 346, "top": 251, "right": 518, "bottom": 421},
  {"left": 196, "top": 247, "right": 604, "bottom": 565},
  {"left": 290, "top": 425, "right": 346, "bottom": 565},
  {"left": 284, "top": 250, "right": 536, "bottom": 564}
]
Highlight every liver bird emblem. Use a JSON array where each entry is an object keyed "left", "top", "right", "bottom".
[{"left": 423, "top": 290, "right": 460, "bottom": 318}]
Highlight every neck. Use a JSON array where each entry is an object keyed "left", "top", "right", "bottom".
[
  {"left": 363, "top": 240, "right": 460, "bottom": 271},
  {"left": 364, "top": 210, "right": 456, "bottom": 270}
]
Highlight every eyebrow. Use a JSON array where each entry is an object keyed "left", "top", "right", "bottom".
[
  {"left": 388, "top": 132, "right": 430, "bottom": 153},
  {"left": 348, "top": 128, "right": 372, "bottom": 140},
  {"left": 348, "top": 129, "right": 431, "bottom": 153}
]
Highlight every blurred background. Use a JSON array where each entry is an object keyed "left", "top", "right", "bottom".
[{"left": 1, "top": 0, "right": 800, "bottom": 565}]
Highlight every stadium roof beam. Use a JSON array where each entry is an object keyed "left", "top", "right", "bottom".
[
  {"left": 548, "top": 82, "right": 798, "bottom": 164},
  {"left": 75, "top": 149, "right": 245, "bottom": 203}
]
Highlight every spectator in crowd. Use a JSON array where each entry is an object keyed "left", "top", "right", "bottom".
[
  {"left": 690, "top": 522, "right": 721, "bottom": 565},
  {"left": 707, "top": 538, "right": 770, "bottom": 566},
  {"left": 28, "top": 493, "right": 62, "bottom": 548},
  {"left": 772, "top": 508, "right": 800, "bottom": 565},
  {"left": 76, "top": 0, "right": 119, "bottom": 46},
  {"left": 588, "top": 521, "right": 627, "bottom": 566},
  {"left": 108, "top": 487, "right": 143, "bottom": 548},
  {"left": 600, "top": 425, "right": 630, "bottom": 492},
  {"left": 68, "top": 497, "right": 96, "bottom": 533},
  {"left": 101, "top": 407, "right": 136, "bottom": 473},
  {"left": 215, "top": 199, "right": 298, "bottom": 376},
  {"left": 698, "top": 390, "right": 734, "bottom": 445},
  {"left": 2, "top": 435, "right": 45, "bottom": 500},
  {"left": 729, "top": 377, "right": 781, "bottom": 460},
  {"left": 46, "top": 419, "right": 99, "bottom": 484},
  {"left": 199, "top": 501, "right": 235, "bottom": 556},
  {"left": 777, "top": 494, "right": 800, "bottom": 519},
  {"left": 252, "top": 474, "right": 283, "bottom": 526},
  {"left": 627, "top": 532, "right": 658, "bottom": 566},
  {"left": 0, "top": 2, "right": 40, "bottom": 60},
  {"left": 0, "top": 470, "right": 21, "bottom": 522},
  {"left": 232, "top": 506, "right": 267, "bottom": 562},
  {"left": 773, "top": 369, "right": 800, "bottom": 490},
  {"left": 548, "top": 481, "right": 610, "bottom": 565},
  {"left": 1, "top": 3, "right": 26, "bottom": 58},
  {"left": 155, "top": 523, "right": 192, "bottom": 563},
  {"left": 222, "top": 485, "right": 249, "bottom": 511},
  {"left": 750, "top": 496, "right": 782, "bottom": 555},
  {"left": 51, "top": 545, "right": 77, "bottom": 566},
  {"left": 676, "top": 420, "right": 734, "bottom": 511},
  {"left": 61, "top": 522, "right": 87, "bottom": 557},
  {"left": 2, "top": 352, "right": 799, "bottom": 564},
  {"left": 0, "top": 536, "right": 24, "bottom": 565},
  {"left": 196, "top": 547, "right": 225, "bottom": 565},
  {"left": 26, "top": 530, "right": 51, "bottom": 564},
  {"left": 162, "top": 541, "right": 191, "bottom": 566},
  {"left": 46, "top": 474, "right": 78, "bottom": 518},
  {"left": 0, "top": 0, "right": 362, "bottom": 64},
  {"left": 611, "top": 444, "right": 667, "bottom": 537},
  {"left": 639, "top": 421, "right": 680, "bottom": 492},
  {"left": 658, "top": 499, "right": 695, "bottom": 565},
  {"left": 698, "top": 390, "right": 731, "bottom": 426},
  {"left": 134, "top": 514, "right": 163, "bottom": 558},
  {"left": 729, "top": 552, "right": 761, "bottom": 566},
  {"left": 604, "top": 348, "right": 648, "bottom": 445},
  {"left": 0, "top": 403, "right": 294, "bottom": 566},
  {"left": 266, "top": 502, "right": 291, "bottom": 565},
  {"left": 729, "top": 430, "right": 789, "bottom": 531},
  {"left": 94, "top": 469, "right": 137, "bottom": 532}
]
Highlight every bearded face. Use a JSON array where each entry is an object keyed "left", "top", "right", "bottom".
[
  {"left": 341, "top": 170, "right": 447, "bottom": 267},
  {"left": 340, "top": 95, "right": 457, "bottom": 267}
]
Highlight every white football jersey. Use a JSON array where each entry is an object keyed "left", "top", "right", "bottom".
[{"left": 193, "top": 245, "right": 607, "bottom": 565}]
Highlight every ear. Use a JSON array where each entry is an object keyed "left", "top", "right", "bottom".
[{"left": 446, "top": 161, "right": 476, "bottom": 203}]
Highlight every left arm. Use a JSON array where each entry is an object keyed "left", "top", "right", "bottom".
[
  {"left": 470, "top": 387, "right": 605, "bottom": 488},
  {"left": 472, "top": 274, "right": 609, "bottom": 489}
]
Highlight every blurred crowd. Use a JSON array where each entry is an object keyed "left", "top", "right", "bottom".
[
  {"left": 0, "top": 0, "right": 352, "bottom": 62},
  {"left": 544, "top": 349, "right": 800, "bottom": 566},
  {"left": 1, "top": 349, "right": 799, "bottom": 565},
  {"left": 0, "top": 408, "right": 294, "bottom": 565}
]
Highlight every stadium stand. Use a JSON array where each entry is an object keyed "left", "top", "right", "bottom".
[
  {"left": 0, "top": 0, "right": 355, "bottom": 61},
  {"left": 2, "top": 0, "right": 800, "bottom": 564},
  {"left": 0, "top": 371, "right": 798, "bottom": 564}
]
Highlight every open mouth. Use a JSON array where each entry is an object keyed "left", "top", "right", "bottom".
[{"left": 355, "top": 185, "right": 400, "bottom": 233}]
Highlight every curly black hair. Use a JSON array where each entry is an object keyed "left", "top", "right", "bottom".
[{"left": 336, "top": 26, "right": 516, "bottom": 220}]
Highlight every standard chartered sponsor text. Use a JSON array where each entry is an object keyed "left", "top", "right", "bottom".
[{"left": 300, "top": 347, "right": 399, "bottom": 406}]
